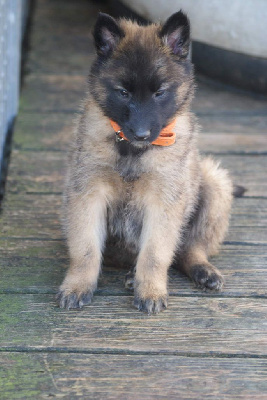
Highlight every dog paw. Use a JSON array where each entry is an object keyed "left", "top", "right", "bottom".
[
  {"left": 124, "top": 269, "right": 135, "bottom": 291},
  {"left": 56, "top": 290, "right": 93, "bottom": 309},
  {"left": 191, "top": 264, "right": 224, "bottom": 291},
  {"left": 133, "top": 296, "right": 168, "bottom": 314}
]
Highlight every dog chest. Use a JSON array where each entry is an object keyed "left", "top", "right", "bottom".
[{"left": 107, "top": 198, "right": 144, "bottom": 248}]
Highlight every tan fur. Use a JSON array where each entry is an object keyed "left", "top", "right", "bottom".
[{"left": 57, "top": 18, "right": 233, "bottom": 313}]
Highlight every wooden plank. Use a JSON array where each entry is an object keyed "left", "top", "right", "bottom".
[
  {"left": 0, "top": 352, "right": 266, "bottom": 400},
  {"left": 5, "top": 150, "right": 267, "bottom": 197},
  {"left": 221, "top": 156, "right": 267, "bottom": 197},
  {"left": 5, "top": 150, "right": 65, "bottom": 194},
  {"left": 199, "top": 133, "right": 267, "bottom": 154},
  {"left": 1, "top": 193, "right": 266, "bottom": 242},
  {"left": 19, "top": 73, "right": 267, "bottom": 114},
  {"left": 0, "top": 241, "right": 266, "bottom": 297},
  {"left": 5, "top": 0, "right": 266, "bottom": 396},
  {"left": 0, "top": 238, "right": 66, "bottom": 259},
  {"left": 193, "top": 77, "right": 267, "bottom": 115},
  {"left": 0, "top": 294, "right": 266, "bottom": 355},
  {"left": 23, "top": 0, "right": 267, "bottom": 120},
  {"left": 13, "top": 112, "right": 75, "bottom": 151},
  {"left": 19, "top": 75, "right": 86, "bottom": 113},
  {"left": 12, "top": 112, "right": 267, "bottom": 152},
  {"left": 26, "top": 0, "right": 100, "bottom": 75},
  {"left": 199, "top": 114, "right": 267, "bottom": 134},
  {"left": 30, "top": 0, "right": 103, "bottom": 39},
  {"left": 28, "top": 39, "right": 94, "bottom": 76},
  {"left": 0, "top": 194, "right": 62, "bottom": 239}
]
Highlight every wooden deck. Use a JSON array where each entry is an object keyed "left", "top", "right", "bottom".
[{"left": 1, "top": 0, "right": 267, "bottom": 398}]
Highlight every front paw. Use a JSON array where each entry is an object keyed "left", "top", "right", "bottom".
[
  {"left": 133, "top": 296, "right": 168, "bottom": 314},
  {"left": 56, "top": 289, "right": 93, "bottom": 310}
]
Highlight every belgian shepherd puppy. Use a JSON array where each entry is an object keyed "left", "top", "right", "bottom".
[{"left": 57, "top": 11, "right": 233, "bottom": 313}]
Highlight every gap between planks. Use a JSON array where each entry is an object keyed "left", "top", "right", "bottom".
[
  {"left": 1, "top": 347, "right": 267, "bottom": 359},
  {"left": 0, "top": 290, "right": 266, "bottom": 299},
  {"left": 15, "top": 192, "right": 267, "bottom": 199},
  {"left": 11, "top": 148, "right": 267, "bottom": 156},
  {"left": 0, "top": 237, "right": 266, "bottom": 246}
]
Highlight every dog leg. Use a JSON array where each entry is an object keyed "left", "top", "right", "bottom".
[
  {"left": 179, "top": 245, "right": 225, "bottom": 290},
  {"left": 134, "top": 207, "right": 181, "bottom": 314},
  {"left": 57, "top": 191, "right": 108, "bottom": 309},
  {"left": 179, "top": 157, "right": 233, "bottom": 290}
]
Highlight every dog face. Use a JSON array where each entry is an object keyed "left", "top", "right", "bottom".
[{"left": 90, "top": 11, "right": 194, "bottom": 147}]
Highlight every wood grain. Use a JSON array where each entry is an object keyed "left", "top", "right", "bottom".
[
  {"left": 5, "top": 151, "right": 267, "bottom": 196},
  {"left": 0, "top": 294, "right": 267, "bottom": 355},
  {"left": 0, "top": 352, "right": 266, "bottom": 400},
  {"left": 0, "top": 242, "right": 266, "bottom": 297},
  {"left": 1, "top": 194, "right": 266, "bottom": 244},
  {"left": 12, "top": 112, "right": 267, "bottom": 152},
  {"left": 19, "top": 74, "right": 267, "bottom": 116},
  {"left": 199, "top": 114, "right": 267, "bottom": 134},
  {"left": 26, "top": 0, "right": 107, "bottom": 75},
  {"left": 13, "top": 112, "right": 75, "bottom": 151},
  {"left": 199, "top": 133, "right": 267, "bottom": 154},
  {"left": 2, "top": 0, "right": 267, "bottom": 396},
  {"left": 193, "top": 78, "right": 267, "bottom": 115},
  {"left": 19, "top": 75, "right": 86, "bottom": 113}
]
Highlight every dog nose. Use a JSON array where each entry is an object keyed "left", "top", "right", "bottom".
[{"left": 133, "top": 130, "right": 151, "bottom": 141}]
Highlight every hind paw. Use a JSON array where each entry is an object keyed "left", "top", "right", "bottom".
[
  {"left": 124, "top": 268, "right": 135, "bottom": 291},
  {"left": 191, "top": 264, "right": 224, "bottom": 291}
]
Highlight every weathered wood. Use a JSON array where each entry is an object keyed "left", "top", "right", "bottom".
[
  {"left": 0, "top": 194, "right": 63, "bottom": 238},
  {"left": 5, "top": 150, "right": 65, "bottom": 194},
  {"left": 19, "top": 75, "right": 86, "bottom": 113},
  {"left": 0, "top": 352, "right": 266, "bottom": 400},
  {"left": 5, "top": 150, "right": 267, "bottom": 196},
  {"left": 193, "top": 77, "right": 267, "bottom": 115},
  {"left": 13, "top": 112, "right": 75, "bottom": 151},
  {"left": 26, "top": 0, "right": 106, "bottom": 76},
  {"left": 3, "top": 0, "right": 266, "bottom": 396},
  {"left": 199, "top": 114, "right": 267, "bottom": 134},
  {"left": 1, "top": 193, "right": 266, "bottom": 243},
  {"left": 28, "top": 41, "right": 94, "bottom": 76},
  {"left": 19, "top": 73, "right": 267, "bottom": 115},
  {"left": 0, "top": 294, "right": 266, "bottom": 355},
  {"left": 0, "top": 242, "right": 266, "bottom": 297},
  {"left": 199, "top": 133, "right": 267, "bottom": 154},
  {"left": 12, "top": 112, "right": 267, "bottom": 153},
  {"left": 24, "top": 0, "right": 267, "bottom": 119},
  {"left": 0, "top": 238, "right": 66, "bottom": 259}
]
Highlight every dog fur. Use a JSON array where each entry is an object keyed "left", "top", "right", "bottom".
[{"left": 57, "top": 11, "right": 233, "bottom": 313}]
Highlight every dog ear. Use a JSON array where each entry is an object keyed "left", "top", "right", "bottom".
[
  {"left": 93, "top": 13, "right": 124, "bottom": 57},
  {"left": 160, "top": 11, "right": 190, "bottom": 58}
]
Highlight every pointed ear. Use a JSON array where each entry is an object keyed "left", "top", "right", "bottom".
[
  {"left": 93, "top": 13, "right": 124, "bottom": 57},
  {"left": 159, "top": 11, "right": 190, "bottom": 59}
]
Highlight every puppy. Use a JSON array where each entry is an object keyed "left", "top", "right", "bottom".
[{"left": 57, "top": 11, "right": 233, "bottom": 313}]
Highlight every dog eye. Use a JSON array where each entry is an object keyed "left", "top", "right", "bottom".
[
  {"left": 154, "top": 89, "right": 165, "bottom": 97},
  {"left": 118, "top": 89, "right": 129, "bottom": 98}
]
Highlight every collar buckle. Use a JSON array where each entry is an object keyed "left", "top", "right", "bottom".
[{"left": 115, "top": 130, "right": 125, "bottom": 143}]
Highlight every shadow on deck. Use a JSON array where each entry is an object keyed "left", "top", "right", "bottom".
[{"left": 0, "top": 0, "right": 266, "bottom": 398}]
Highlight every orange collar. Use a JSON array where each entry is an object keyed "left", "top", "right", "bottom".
[{"left": 110, "top": 119, "right": 176, "bottom": 146}]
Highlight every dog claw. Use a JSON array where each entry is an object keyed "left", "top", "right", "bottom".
[
  {"left": 56, "top": 290, "right": 93, "bottom": 309},
  {"left": 134, "top": 296, "right": 168, "bottom": 314}
]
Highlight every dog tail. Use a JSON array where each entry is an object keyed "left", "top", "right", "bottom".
[{"left": 233, "top": 184, "right": 247, "bottom": 198}]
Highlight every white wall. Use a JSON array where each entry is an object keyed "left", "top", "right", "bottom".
[{"left": 122, "top": 0, "right": 267, "bottom": 58}]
